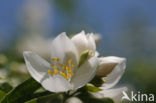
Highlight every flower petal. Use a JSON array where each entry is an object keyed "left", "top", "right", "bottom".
[
  {"left": 92, "top": 34, "right": 101, "bottom": 46},
  {"left": 23, "top": 51, "right": 50, "bottom": 82},
  {"left": 40, "top": 74, "right": 72, "bottom": 92},
  {"left": 96, "top": 58, "right": 118, "bottom": 77},
  {"left": 71, "top": 31, "right": 96, "bottom": 56},
  {"left": 91, "top": 87, "right": 127, "bottom": 103},
  {"left": 95, "top": 51, "right": 99, "bottom": 57},
  {"left": 65, "top": 97, "right": 83, "bottom": 103},
  {"left": 51, "top": 33, "right": 78, "bottom": 65},
  {"left": 71, "top": 57, "right": 99, "bottom": 89},
  {"left": 71, "top": 31, "right": 88, "bottom": 56},
  {"left": 100, "top": 56, "right": 126, "bottom": 89},
  {"left": 86, "top": 33, "right": 96, "bottom": 52}
]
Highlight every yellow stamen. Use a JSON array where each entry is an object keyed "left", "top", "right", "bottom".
[
  {"left": 57, "top": 58, "right": 60, "bottom": 62},
  {"left": 65, "top": 62, "right": 68, "bottom": 66},
  {"left": 52, "top": 57, "right": 57, "bottom": 61},
  {"left": 48, "top": 70, "right": 51, "bottom": 74},
  {"left": 48, "top": 70, "right": 55, "bottom": 75},
  {"left": 71, "top": 65, "right": 75, "bottom": 68},
  {"left": 48, "top": 58, "right": 75, "bottom": 80},
  {"left": 58, "top": 63, "right": 63, "bottom": 67},
  {"left": 70, "top": 72, "right": 74, "bottom": 76},
  {"left": 68, "top": 59, "right": 72, "bottom": 64},
  {"left": 51, "top": 64, "right": 55, "bottom": 69},
  {"left": 53, "top": 69, "right": 58, "bottom": 74},
  {"left": 65, "top": 67, "right": 69, "bottom": 70},
  {"left": 60, "top": 72, "right": 67, "bottom": 79},
  {"left": 63, "top": 65, "right": 67, "bottom": 69},
  {"left": 57, "top": 68, "right": 60, "bottom": 71}
]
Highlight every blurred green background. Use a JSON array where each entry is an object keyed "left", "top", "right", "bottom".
[{"left": 0, "top": 0, "right": 156, "bottom": 99}]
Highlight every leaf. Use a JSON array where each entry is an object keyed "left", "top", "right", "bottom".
[
  {"left": 78, "top": 93, "right": 114, "bottom": 103},
  {"left": 0, "top": 89, "right": 6, "bottom": 101},
  {"left": 86, "top": 84, "right": 102, "bottom": 92},
  {"left": 25, "top": 94, "right": 63, "bottom": 103},
  {"left": 25, "top": 98, "right": 37, "bottom": 103},
  {"left": 77, "top": 87, "right": 114, "bottom": 103},
  {"left": 31, "top": 91, "right": 52, "bottom": 99},
  {"left": 90, "top": 76, "right": 104, "bottom": 87},
  {"left": 0, "top": 82, "right": 13, "bottom": 93},
  {"left": 86, "top": 98, "right": 114, "bottom": 103},
  {"left": 1, "top": 78, "right": 41, "bottom": 103}
]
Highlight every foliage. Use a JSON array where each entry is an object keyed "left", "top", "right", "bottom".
[{"left": 1, "top": 78, "right": 41, "bottom": 103}]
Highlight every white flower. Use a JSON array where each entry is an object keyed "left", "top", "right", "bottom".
[
  {"left": 23, "top": 32, "right": 99, "bottom": 92},
  {"left": 65, "top": 97, "right": 83, "bottom": 103},
  {"left": 91, "top": 56, "right": 127, "bottom": 102},
  {"left": 96, "top": 56, "right": 126, "bottom": 88}
]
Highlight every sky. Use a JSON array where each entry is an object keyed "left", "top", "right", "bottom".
[{"left": 0, "top": 0, "right": 156, "bottom": 53}]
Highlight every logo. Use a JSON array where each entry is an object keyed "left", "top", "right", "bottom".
[{"left": 121, "top": 91, "right": 155, "bottom": 102}]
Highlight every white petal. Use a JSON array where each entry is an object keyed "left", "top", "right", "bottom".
[
  {"left": 23, "top": 51, "right": 50, "bottom": 82},
  {"left": 91, "top": 87, "right": 127, "bottom": 103},
  {"left": 41, "top": 74, "right": 72, "bottom": 92},
  {"left": 65, "top": 97, "right": 83, "bottom": 103},
  {"left": 71, "top": 31, "right": 96, "bottom": 56},
  {"left": 86, "top": 33, "right": 96, "bottom": 52},
  {"left": 71, "top": 57, "right": 99, "bottom": 89},
  {"left": 71, "top": 31, "right": 88, "bottom": 55},
  {"left": 96, "top": 58, "right": 118, "bottom": 77},
  {"left": 100, "top": 56, "right": 126, "bottom": 89},
  {"left": 99, "top": 87, "right": 127, "bottom": 98},
  {"left": 51, "top": 32, "right": 78, "bottom": 65},
  {"left": 92, "top": 34, "right": 101, "bottom": 45},
  {"left": 95, "top": 51, "right": 99, "bottom": 57}
]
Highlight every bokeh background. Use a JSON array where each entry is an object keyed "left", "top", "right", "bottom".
[{"left": 0, "top": 0, "right": 156, "bottom": 101}]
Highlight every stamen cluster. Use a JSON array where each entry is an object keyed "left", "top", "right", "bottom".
[{"left": 48, "top": 57, "right": 75, "bottom": 80}]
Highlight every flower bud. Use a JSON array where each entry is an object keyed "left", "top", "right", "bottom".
[
  {"left": 65, "top": 97, "right": 83, "bottom": 103},
  {"left": 96, "top": 56, "right": 126, "bottom": 77}
]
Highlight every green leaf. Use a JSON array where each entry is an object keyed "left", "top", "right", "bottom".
[
  {"left": 86, "top": 84, "right": 102, "bottom": 92},
  {"left": 77, "top": 89, "right": 114, "bottom": 103},
  {"left": 25, "top": 98, "right": 37, "bottom": 103},
  {"left": 90, "top": 76, "right": 104, "bottom": 87},
  {"left": 31, "top": 91, "right": 52, "bottom": 99},
  {"left": 0, "top": 89, "right": 6, "bottom": 101},
  {"left": 0, "top": 82, "right": 13, "bottom": 93},
  {"left": 86, "top": 98, "right": 114, "bottom": 103},
  {"left": 25, "top": 93, "right": 63, "bottom": 103},
  {"left": 1, "top": 78, "right": 41, "bottom": 103}
]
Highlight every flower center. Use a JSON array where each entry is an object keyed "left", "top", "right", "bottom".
[{"left": 48, "top": 57, "right": 75, "bottom": 80}]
